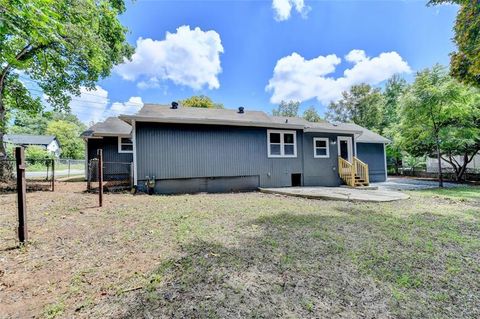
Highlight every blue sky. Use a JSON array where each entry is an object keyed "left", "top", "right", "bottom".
[{"left": 67, "top": 0, "right": 458, "bottom": 124}]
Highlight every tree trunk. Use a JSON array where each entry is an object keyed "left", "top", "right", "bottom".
[
  {"left": 0, "top": 93, "right": 6, "bottom": 159},
  {"left": 436, "top": 140, "right": 443, "bottom": 188},
  {"left": 0, "top": 93, "right": 14, "bottom": 182}
]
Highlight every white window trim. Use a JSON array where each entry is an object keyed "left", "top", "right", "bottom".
[
  {"left": 313, "top": 137, "right": 330, "bottom": 158},
  {"left": 118, "top": 136, "right": 133, "bottom": 153},
  {"left": 267, "top": 129, "right": 297, "bottom": 158}
]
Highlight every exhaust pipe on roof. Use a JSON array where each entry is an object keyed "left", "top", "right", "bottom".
[{"left": 171, "top": 101, "right": 179, "bottom": 109}]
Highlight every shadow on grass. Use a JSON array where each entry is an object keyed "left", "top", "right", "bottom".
[{"left": 98, "top": 209, "right": 479, "bottom": 319}]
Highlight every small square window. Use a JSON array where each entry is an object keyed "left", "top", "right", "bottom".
[
  {"left": 313, "top": 137, "right": 329, "bottom": 158},
  {"left": 267, "top": 130, "right": 297, "bottom": 158},
  {"left": 118, "top": 136, "right": 133, "bottom": 153}
]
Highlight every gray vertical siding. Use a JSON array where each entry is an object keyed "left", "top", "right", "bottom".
[
  {"left": 302, "top": 133, "right": 354, "bottom": 186},
  {"left": 135, "top": 123, "right": 305, "bottom": 192},
  {"left": 356, "top": 143, "right": 387, "bottom": 182},
  {"left": 87, "top": 137, "right": 133, "bottom": 163},
  {"left": 87, "top": 137, "right": 133, "bottom": 181}
]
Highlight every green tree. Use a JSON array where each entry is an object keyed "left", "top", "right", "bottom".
[
  {"left": 180, "top": 95, "right": 224, "bottom": 109},
  {"left": 272, "top": 100, "right": 299, "bottom": 117},
  {"left": 302, "top": 106, "right": 323, "bottom": 122},
  {"left": 9, "top": 110, "right": 51, "bottom": 135},
  {"left": 398, "top": 65, "right": 479, "bottom": 185},
  {"left": 382, "top": 75, "right": 408, "bottom": 133},
  {"left": 25, "top": 145, "right": 53, "bottom": 164},
  {"left": 46, "top": 120, "right": 84, "bottom": 159},
  {"left": 326, "top": 84, "right": 384, "bottom": 130},
  {"left": 0, "top": 0, "right": 133, "bottom": 159},
  {"left": 428, "top": 1, "right": 480, "bottom": 87}
]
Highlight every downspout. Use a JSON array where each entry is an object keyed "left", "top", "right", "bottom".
[
  {"left": 84, "top": 139, "right": 88, "bottom": 181},
  {"left": 383, "top": 143, "right": 388, "bottom": 182},
  {"left": 132, "top": 120, "right": 137, "bottom": 187}
]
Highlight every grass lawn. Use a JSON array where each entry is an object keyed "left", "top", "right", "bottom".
[{"left": 0, "top": 183, "right": 479, "bottom": 318}]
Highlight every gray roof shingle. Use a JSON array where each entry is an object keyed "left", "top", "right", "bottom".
[
  {"left": 87, "top": 104, "right": 389, "bottom": 144},
  {"left": 82, "top": 117, "right": 132, "bottom": 137},
  {"left": 4, "top": 134, "right": 57, "bottom": 146}
]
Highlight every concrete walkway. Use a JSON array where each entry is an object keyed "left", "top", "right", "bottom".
[
  {"left": 374, "top": 177, "right": 461, "bottom": 191},
  {"left": 259, "top": 186, "right": 410, "bottom": 202}
]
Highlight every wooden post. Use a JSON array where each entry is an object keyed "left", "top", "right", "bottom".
[
  {"left": 51, "top": 159, "right": 55, "bottom": 192},
  {"left": 15, "top": 147, "right": 27, "bottom": 243},
  {"left": 97, "top": 149, "right": 103, "bottom": 207}
]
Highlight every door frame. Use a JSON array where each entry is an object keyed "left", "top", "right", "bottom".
[{"left": 337, "top": 136, "right": 353, "bottom": 162}]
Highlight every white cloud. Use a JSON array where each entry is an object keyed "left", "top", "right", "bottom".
[
  {"left": 65, "top": 86, "right": 143, "bottom": 125},
  {"left": 106, "top": 96, "right": 144, "bottom": 118},
  {"left": 115, "top": 25, "right": 224, "bottom": 90},
  {"left": 266, "top": 49, "right": 411, "bottom": 104},
  {"left": 272, "top": 0, "right": 310, "bottom": 21},
  {"left": 68, "top": 86, "right": 109, "bottom": 124}
]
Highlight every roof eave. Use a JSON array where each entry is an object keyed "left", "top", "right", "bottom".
[
  {"left": 119, "top": 115, "right": 305, "bottom": 130},
  {"left": 304, "top": 127, "right": 363, "bottom": 135}
]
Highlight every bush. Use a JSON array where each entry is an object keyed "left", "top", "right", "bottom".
[{"left": 25, "top": 146, "right": 53, "bottom": 165}]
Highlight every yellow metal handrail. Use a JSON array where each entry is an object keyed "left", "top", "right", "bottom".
[
  {"left": 353, "top": 157, "right": 369, "bottom": 185},
  {"left": 338, "top": 157, "right": 355, "bottom": 186}
]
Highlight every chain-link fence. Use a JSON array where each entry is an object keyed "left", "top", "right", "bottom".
[
  {"left": 54, "top": 159, "right": 85, "bottom": 178},
  {"left": 0, "top": 158, "right": 55, "bottom": 193},
  {"left": 87, "top": 159, "right": 132, "bottom": 192}
]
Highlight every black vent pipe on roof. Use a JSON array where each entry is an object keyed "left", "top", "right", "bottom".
[
  {"left": 171, "top": 101, "right": 179, "bottom": 109},
  {"left": 238, "top": 106, "right": 245, "bottom": 114}
]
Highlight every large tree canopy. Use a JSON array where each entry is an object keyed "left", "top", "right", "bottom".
[
  {"left": 272, "top": 100, "right": 300, "bottom": 117},
  {"left": 302, "top": 106, "right": 323, "bottom": 123},
  {"left": 180, "top": 95, "right": 224, "bottom": 109},
  {"left": 326, "top": 84, "right": 384, "bottom": 131},
  {"left": 398, "top": 65, "right": 479, "bottom": 183},
  {"left": 0, "top": 0, "right": 133, "bottom": 157},
  {"left": 428, "top": 1, "right": 480, "bottom": 87}
]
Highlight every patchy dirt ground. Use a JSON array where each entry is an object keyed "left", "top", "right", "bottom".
[{"left": 0, "top": 183, "right": 479, "bottom": 318}]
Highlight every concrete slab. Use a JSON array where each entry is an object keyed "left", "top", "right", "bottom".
[
  {"left": 259, "top": 186, "right": 410, "bottom": 202},
  {"left": 374, "top": 177, "right": 462, "bottom": 191}
]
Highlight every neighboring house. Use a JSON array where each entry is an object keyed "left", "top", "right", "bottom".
[
  {"left": 4, "top": 134, "right": 61, "bottom": 157},
  {"left": 82, "top": 103, "right": 390, "bottom": 194},
  {"left": 426, "top": 153, "right": 480, "bottom": 173}
]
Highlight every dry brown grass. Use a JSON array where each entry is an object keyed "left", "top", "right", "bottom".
[{"left": 0, "top": 183, "right": 479, "bottom": 318}]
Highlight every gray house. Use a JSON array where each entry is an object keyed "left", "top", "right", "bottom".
[{"left": 82, "top": 103, "right": 389, "bottom": 194}]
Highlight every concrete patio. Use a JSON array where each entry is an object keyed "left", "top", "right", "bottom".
[{"left": 259, "top": 186, "right": 410, "bottom": 202}]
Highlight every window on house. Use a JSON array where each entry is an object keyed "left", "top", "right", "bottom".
[
  {"left": 313, "top": 137, "right": 329, "bottom": 158},
  {"left": 267, "top": 130, "right": 297, "bottom": 158},
  {"left": 118, "top": 137, "right": 133, "bottom": 153}
]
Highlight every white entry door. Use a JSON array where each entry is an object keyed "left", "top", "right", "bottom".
[{"left": 337, "top": 136, "right": 353, "bottom": 162}]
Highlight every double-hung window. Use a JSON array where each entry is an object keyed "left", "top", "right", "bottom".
[
  {"left": 267, "top": 130, "right": 297, "bottom": 158},
  {"left": 313, "top": 137, "right": 329, "bottom": 158},
  {"left": 118, "top": 137, "right": 133, "bottom": 153}
]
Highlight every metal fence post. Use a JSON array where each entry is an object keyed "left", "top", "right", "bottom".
[
  {"left": 97, "top": 149, "right": 103, "bottom": 207},
  {"left": 15, "top": 147, "right": 27, "bottom": 243}
]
